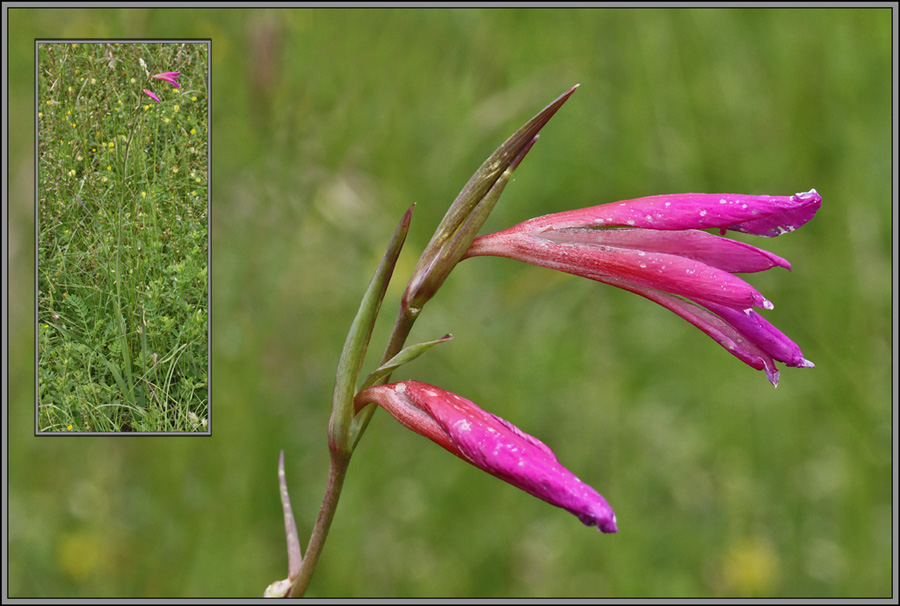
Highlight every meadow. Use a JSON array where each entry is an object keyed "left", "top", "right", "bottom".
[{"left": 36, "top": 42, "right": 208, "bottom": 432}]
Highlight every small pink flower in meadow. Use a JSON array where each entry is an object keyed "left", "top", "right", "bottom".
[{"left": 151, "top": 72, "right": 181, "bottom": 88}]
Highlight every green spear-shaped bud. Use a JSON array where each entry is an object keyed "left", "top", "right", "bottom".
[{"left": 401, "top": 84, "right": 579, "bottom": 316}]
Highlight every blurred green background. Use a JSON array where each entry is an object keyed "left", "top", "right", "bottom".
[{"left": 7, "top": 7, "right": 893, "bottom": 598}]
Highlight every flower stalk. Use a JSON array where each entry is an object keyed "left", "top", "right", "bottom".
[{"left": 268, "top": 82, "right": 820, "bottom": 597}]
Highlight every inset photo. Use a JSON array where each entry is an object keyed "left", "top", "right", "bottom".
[{"left": 36, "top": 41, "right": 209, "bottom": 434}]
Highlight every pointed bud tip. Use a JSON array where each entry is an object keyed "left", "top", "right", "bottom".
[{"left": 507, "top": 135, "right": 540, "bottom": 172}]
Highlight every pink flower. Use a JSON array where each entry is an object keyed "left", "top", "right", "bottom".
[
  {"left": 355, "top": 380, "right": 618, "bottom": 533},
  {"left": 465, "top": 190, "right": 821, "bottom": 386},
  {"left": 151, "top": 71, "right": 181, "bottom": 88},
  {"left": 142, "top": 88, "right": 160, "bottom": 103}
]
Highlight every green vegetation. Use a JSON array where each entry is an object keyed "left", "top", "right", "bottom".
[{"left": 37, "top": 42, "right": 208, "bottom": 432}]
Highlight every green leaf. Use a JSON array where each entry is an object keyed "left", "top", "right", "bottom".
[
  {"left": 328, "top": 205, "right": 414, "bottom": 457},
  {"left": 358, "top": 333, "right": 453, "bottom": 393}
]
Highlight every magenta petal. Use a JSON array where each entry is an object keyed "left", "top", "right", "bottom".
[
  {"left": 356, "top": 381, "right": 618, "bottom": 533},
  {"left": 512, "top": 190, "right": 821, "bottom": 236},
  {"left": 142, "top": 88, "right": 160, "bottom": 102},
  {"left": 726, "top": 190, "right": 822, "bottom": 237},
  {"left": 543, "top": 228, "right": 791, "bottom": 273},
  {"left": 469, "top": 231, "right": 773, "bottom": 311},
  {"left": 616, "top": 284, "right": 783, "bottom": 384},
  {"left": 705, "top": 303, "right": 814, "bottom": 369}
]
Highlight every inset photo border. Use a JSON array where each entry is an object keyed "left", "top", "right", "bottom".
[{"left": 35, "top": 40, "right": 210, "bottom": 435}]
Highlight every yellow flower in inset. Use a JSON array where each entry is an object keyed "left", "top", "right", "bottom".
[
  {"left": 67, "top": 169, "right": 76, "bottom": 177},
  {"left": 173, "top": 104, "right": 180, "bottom": 112},
  {"left": 172, "top": 166, "right": 179, "bottom": 173},
  {"left": 141, "top": 191, "right": 147, "bottom": 198}
]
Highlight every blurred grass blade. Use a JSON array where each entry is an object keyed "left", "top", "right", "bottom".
[{"left": 97, "top": 353, "right": 129, "bottom": 405}]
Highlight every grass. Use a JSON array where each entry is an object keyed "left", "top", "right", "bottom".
[{"left": 37, "top": 42, "right": 208, "bottom": 433}]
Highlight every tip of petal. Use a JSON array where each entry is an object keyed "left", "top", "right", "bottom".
[
  {"left": 798, "top": 358, "right": 815, "bottom": 369},
  {"left": 766, "top": 366, "right": 781, "bottom": 387},
  {"left": 601, "top": 514, "right": 618, "bottom": 534},
  {"left": 578, "top": 509, "right": 618, "bottom": 533},
  {"left": 794, "top": 188, "right": 820, "bottom": 202}
]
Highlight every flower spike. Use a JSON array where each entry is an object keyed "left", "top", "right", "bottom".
[{"left": 465, "top": 190, "right": 821, "bottom": 385}]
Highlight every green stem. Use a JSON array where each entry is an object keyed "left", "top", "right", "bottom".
[
  {"left": 284, "top": 208, "right": 412, "bottom": 597},
  {"left": 288, "top": 453, "right": 350, "bottom": 597},
  {"left": 288, "top": 304, "right": 418, "bottom": 597},
  {"left": 121, "top": 102, "right": 142, "bottom": 179}
]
